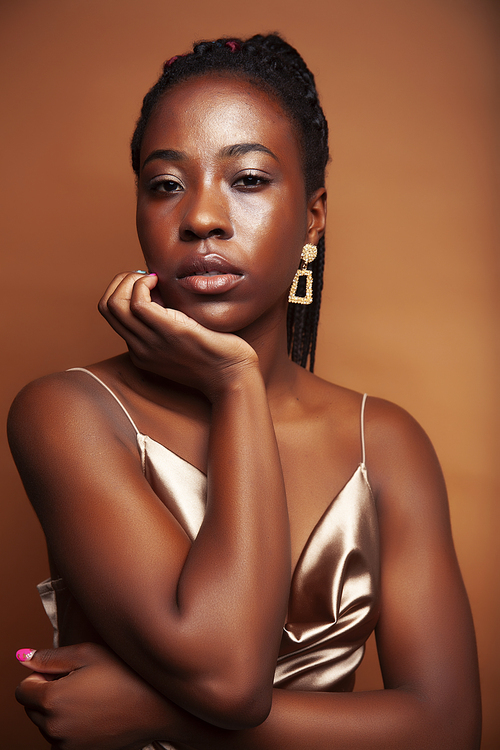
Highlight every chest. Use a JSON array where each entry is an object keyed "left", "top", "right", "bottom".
[
  {"left": 139, "top": 411, "right": 363, "bottom": 575},
  {"left": 112, "top": 374, "right": 364, "bottom": 573},
  {"left": 277, "top": 437, "right": 362, "bottom": 572}
]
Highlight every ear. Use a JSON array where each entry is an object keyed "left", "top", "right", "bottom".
[{"left": 306, "top": 187, "right": 327, "bottom": 245}]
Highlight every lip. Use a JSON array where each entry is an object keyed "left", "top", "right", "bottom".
[{"left": 176, "top": 253, "right": 244, "bottom": 295}]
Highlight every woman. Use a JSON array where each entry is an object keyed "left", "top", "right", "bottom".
[{"left": 9, "top": 34, "right": 481, "bottom": 749}]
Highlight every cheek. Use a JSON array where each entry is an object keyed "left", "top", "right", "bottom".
[
  {"left": 136, "top": 203, "right": 172, "bottom": 261},
  {"left": 235, "top": 190, "right": 307, "bottom": 254}
]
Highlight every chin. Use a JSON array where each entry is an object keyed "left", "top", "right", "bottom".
[
  {"left": 157, "top": 286, "right": 284, "bottom": 335},
  {"left": 189, "top": 302, "right": 262, "bottom": 335}
]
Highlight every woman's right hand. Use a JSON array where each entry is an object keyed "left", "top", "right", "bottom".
[
  {"left": 98, "top": 272, "right": 259, "bottom": 401},
  {"left": 15, "top": 644, "right": 194, "bottom": 750}
]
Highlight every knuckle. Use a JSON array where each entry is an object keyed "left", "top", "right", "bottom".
[
  {"left": 110, "top": 271, "right": 129, "bottom": 286},
  {"left": 169, "top": 308, "right": 194, "bottom": 328},
  {"left": 97, "top": 297, "right": 108, "bottom": 316},
  {"left": 14, "top": 682, "right": 26, "bottom": 704},
  {"left": 130, "top": 296, "right": 148, "bottom": 316},
  {"left": 106, "top": 295, "right": 121, "bottom": 315}
]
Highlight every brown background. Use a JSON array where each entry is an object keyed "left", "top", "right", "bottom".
[{"left": 1, "top": 0, "right": 498, "bottom": 747}]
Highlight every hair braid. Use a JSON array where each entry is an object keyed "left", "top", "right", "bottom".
[{"left": 131, "top": 33, "right": 330, "bottom": 371}]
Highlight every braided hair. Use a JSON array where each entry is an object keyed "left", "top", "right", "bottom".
[{"left": 131, "top": 33, "right": 330, "bottom": 371}]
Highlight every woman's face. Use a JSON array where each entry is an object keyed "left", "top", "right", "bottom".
[{"left": 136, "top": 73, "right": 325, "bottom": 333}]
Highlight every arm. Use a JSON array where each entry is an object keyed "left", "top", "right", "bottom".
[
  {"left": 15, "top": 398, "right": 481, "bottom": 749},
  {"left": 8, "top": 272, "right": 291, "bottom": 729}
]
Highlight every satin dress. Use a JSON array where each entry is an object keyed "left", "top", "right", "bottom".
[{"left": 37, "top": 369, "right": 380, "bottom": 750}]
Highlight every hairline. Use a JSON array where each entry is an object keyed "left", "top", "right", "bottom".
[{"left": 136, "top": 68, "right": 320, "bottom": 198}]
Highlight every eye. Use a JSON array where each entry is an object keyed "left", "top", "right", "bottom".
[
  {"left": 148, "top": 176, "right": 183, "bottom": 193},
  {"left": 233, "top": 172, "right": 271, "bottom": 189}
]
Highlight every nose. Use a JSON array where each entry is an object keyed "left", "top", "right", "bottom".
[{"left": 179, "top": 184, "right": 233, "bottom": 242}]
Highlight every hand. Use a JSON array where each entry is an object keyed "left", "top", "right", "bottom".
[
  {"left": 98, "top": 272, "right": 259, "bottom": 401},
  {"left": 15, "top": 643, "right": 185, "bottom": 750}
]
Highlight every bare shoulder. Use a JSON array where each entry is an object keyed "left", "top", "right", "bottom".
[
  {"left": 362, "top": 395, "right": 443, "bottom": 481},
  {"left": 9, "top": 370, "right": 90, "bottom": 439},
  {"left": 301, "top": 373, "right": 444, "bottom": 479},
  {"left": 8, "top": 361, "right": 137, "bottom": 467},
  {"left": 302, "top": 369, "right": 426, "bottom": 438},
  {"left": 301, "top": 371, "right": 449, "bottom": 514},
  {"left": 354, "top": 395, "right": 455, "bottom": 544}
]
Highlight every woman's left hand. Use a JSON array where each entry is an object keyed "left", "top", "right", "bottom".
[
  {"left": 15, "top": 643, "right": 192, "bottom": 750},
  {"left": 98, "top": 271, "right": 259, "bottom": 402}
]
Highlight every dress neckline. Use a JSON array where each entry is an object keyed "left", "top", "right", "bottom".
[
  {"left": 67, "top": 367, "right": 373, "bottom": 580},
  {"left": 140, "top": 431, "right": 371, "bottom": 581}
]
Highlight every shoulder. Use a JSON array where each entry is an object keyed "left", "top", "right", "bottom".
[
  {"left": 363, "top": 396, "right": 443, "bottom": 483},
  {"left": 8, "top": 362, "right": 137, "bottom": 465},
  {"left": 302, "top": 372, "right": 448, "bottom": 514},
  {"left": 358, "top": 396, "right": 453, "bottom": 543},
  {"left": 298, "top": 368, "right": 438, "bottom": 456},
  {"left": 8, "top": 370, "right": 91, "bottom": 437}
]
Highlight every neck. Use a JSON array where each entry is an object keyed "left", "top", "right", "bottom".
[
  {"left": 234, "top": 299, "right": 303, "bottom": 402},
  {"left": 122, "top": 299, "right": 307, "bottom": 411}
]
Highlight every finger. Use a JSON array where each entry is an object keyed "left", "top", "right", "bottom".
[
  {"left": 99, "top": 272, "right": 153, "bottom": 326},
  {"left": 130, "top": 280, "right": 200, "bottom": 334},
  {"left": 16, "top": 643, "right": 99, "bottom": 676},
  {"left": 16, "top": 672, "right": 52, "bottom": 710},
  {"left": 22, "top": 705, "right": 55, "bottom": 748},
  {"left": 99, "top": 274, "right": 157, "bottom": 349},
  {"left": 99, "top": 304, "right": 149, "bottom": 351},
  {"left": 98, "top": 271, "right": 131, "bottom": 309},
  {"left": 16, "top": 648, "right": 37, "bottom": 666},
  {"left": 100, "top": 272, "right": 157, "bottom": 337},
  {"left": 100, "top": 270, "right": 156, "bottom": 310},
  {"left": 24, "top": 707, "right": 49, "bottom": 734},
  {"left": 99, "top": 269, "right": 149, "bottom": 305}
]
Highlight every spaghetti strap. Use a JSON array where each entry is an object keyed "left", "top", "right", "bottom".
[
  {"left": 66, "top": 367, "right": 140, "bottom": 435},
  {"left": 360, "top": 393, "right": 368, "bottom": 467}
]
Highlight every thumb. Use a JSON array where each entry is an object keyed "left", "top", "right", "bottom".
[
  {"left": 16, "top": 648, "right": 37, "bottom": 665},
  {"left": 16, "top": 644, "right": 95, "bottom": 675}
]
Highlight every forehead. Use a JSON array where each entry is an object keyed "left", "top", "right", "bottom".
[{"left": 140, "top": 73, "right": 302, "bottom": 164}]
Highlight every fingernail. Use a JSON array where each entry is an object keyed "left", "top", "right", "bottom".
[
  {"left": 16, "top": 648, "right": 36, "bottom": 662},
  {"left": 148, "top": 272, "right": 157, "bottom": 277},
  {"left": 134, "top": 269, "right": 147, "bottom": 274}
]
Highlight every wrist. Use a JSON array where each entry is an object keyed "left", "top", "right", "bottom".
[{"left": 206, "top": 356, "right": 262, "bottom": 404}]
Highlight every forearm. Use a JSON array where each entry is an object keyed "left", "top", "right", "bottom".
[
  {"left": 17, "top": 646, "right": 480, "bottom": 750},
  {"left": 169, "top": 365, "right": 290, "bottom": 723},
  {"left": 180, "top": 366, "right": 290, "bottom": 634},
  {"left": 159, "top": 687, "right": 480, "bottom": 750}
]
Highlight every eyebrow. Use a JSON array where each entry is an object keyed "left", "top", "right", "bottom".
[
  {"left": 142, "top": 143, "right": 279, "bottom": 170},
  {"left": 219, "top": 143, "right": 280, "bottom": 162},
  {"left": 142, "top": 149, "right": 188, "bottom": 169}
]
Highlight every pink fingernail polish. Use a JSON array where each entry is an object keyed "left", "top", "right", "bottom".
[
  {"left": 16, "top": 648, "right": 36, "bottom": 662},
  {"left": 148, "top": 272, "right": 157, "bottom": 277}
]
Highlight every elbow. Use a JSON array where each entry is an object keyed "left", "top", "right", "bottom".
[
  {"left": 195, "top": 674, "right": 273, "bottom": 730},
  {"left": 223, "top": 684, "right": 273, "bottom": 730},
  {"left": 148, "top": 632, "right": 275, "bottom": 728}
]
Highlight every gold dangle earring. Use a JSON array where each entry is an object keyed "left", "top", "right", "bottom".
[{"left": 288, "top": 243, "right": 318, "bottom": 305}]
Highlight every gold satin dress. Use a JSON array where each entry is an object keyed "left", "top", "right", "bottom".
[{"left": 37, "top": 369, "right": 380, "bottom": 750}]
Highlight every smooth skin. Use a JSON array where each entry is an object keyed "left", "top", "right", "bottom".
[{"left": 10, "top": 74, "right": 481, "bottom": 749}]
